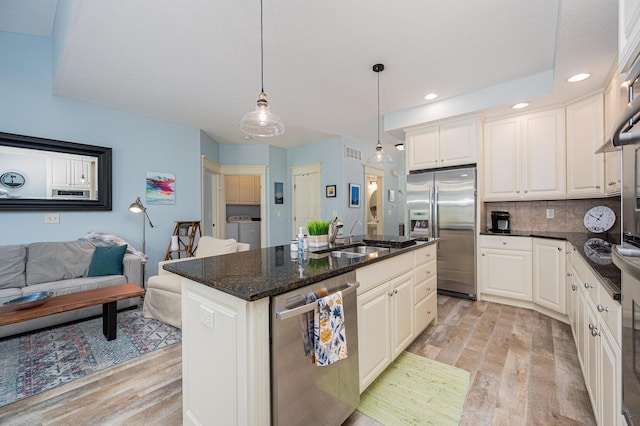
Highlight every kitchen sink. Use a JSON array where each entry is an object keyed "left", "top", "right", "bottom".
[{"left": 330, "top": 245, "right": 389, "bottom": 259}]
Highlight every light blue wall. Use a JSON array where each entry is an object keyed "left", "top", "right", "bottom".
[
  {"left": 268, "top": 145, "right": 289, "bottom": 246},
  {"left": 199, "top": 131, "right": 220, "bottom": 163},
  {"left": 0, "top": 32, "right": 203, "bottom": 277}
]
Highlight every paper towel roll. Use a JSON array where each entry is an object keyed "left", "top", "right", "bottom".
[{"left": 171, "top": 235, "right": 179, "bottom": 251}]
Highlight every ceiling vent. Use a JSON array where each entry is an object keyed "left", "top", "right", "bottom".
[{"left": 344, "top": 146, "right": 362, "bottom": 161}]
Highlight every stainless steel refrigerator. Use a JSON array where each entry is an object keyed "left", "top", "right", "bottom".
[{"left": 407, "top": 166, "right": 477, "bottom": 299}]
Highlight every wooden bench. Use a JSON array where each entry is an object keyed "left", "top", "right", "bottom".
[{"left": 0, "top": 283, "right": 144, "bottom": 341}]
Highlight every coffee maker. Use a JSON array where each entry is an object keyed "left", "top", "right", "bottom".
[{"left": 491, "top": 211, "right": 510, "bottom": 233}]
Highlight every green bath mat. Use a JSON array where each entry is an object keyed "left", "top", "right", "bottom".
[{"left": 358, "top": 351, "right": 470, "bottom": 425}]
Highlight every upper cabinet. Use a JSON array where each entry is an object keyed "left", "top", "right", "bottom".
[
  {"left": 405, "top": 116, "right": 480, "bottom": 172},
  {"left": 483, "top": 108, "right": 565, "bottom": 201},
  {"left": 604, "top": 72, "right": 627, "bottom": 194},
  {"left": 566, "top": 93, "right": 605, "bottom": 197},
  {"left": 619, "top": 0, "right": 640, "bottom": 72},
  {"left": 225, "top": 175, "right": 260, "bottom": 205},
  {"left": 47, "top": 156, "right": 92, "bottom": 189}
]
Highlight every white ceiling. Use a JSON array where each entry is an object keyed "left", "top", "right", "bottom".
[{"left": 0, "top": 0, "right": 618, "bottom": 150}]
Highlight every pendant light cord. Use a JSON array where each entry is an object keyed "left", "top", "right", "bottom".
[
  {"left": 377, "top": 68, "right": 380, "bottom": 143},
  {"left": 260, "top": 0, "right": 264, "bottom": 93}
]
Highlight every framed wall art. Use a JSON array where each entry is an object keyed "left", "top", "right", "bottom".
[
  {"left": 146, "top": 171, "right": 175, "bottom": 205},
  {"left": 274, "top": 182, "right": 284, "bottom": 204},
  {"left": 349, "top": 183, "right": 360, "bottom": 208},
  {"left": 326, "top": 185, "right": 336, "bottom": 198}
]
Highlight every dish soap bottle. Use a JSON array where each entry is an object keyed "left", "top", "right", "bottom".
[{"left": 297, "top": 227, "right": 305, "bottom": 258}]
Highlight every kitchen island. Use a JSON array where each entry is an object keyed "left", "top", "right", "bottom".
[{"left": 164, "top": 237, "right": 438, "bottom": 426}]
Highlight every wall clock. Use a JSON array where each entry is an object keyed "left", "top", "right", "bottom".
[
  {"left": 583, "top": 205, "right": 616, "bottom": 233},
  {"left": 0, "top": 171, "right": 25, "bottom": 189}
]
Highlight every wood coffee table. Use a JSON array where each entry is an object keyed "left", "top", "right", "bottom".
[{"left": 0, "top": 283, "right": 145, "bottom": 341}]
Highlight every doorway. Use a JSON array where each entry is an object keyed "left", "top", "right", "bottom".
[
  {"left": 201, "top": 156, "right": 221, "bottom": 238},
  {"left": 291, "top": 162, "right": 321, "bottom": 237},
  {"left": 364, "top": 165, "right": 384, "bottom": 235}
]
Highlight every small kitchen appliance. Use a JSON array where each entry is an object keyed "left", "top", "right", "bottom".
[{"left": 490, "top": 211, "right": 510, "bottom": 233}]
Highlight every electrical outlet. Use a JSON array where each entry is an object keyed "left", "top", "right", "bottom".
[
  {"left": 45, "top": 213, "right": 59, "bottom": 224},
  {"left": 277, "top": 210, "right": 281, "bottom": 218},
  {"left": 199, "top": 305, "right": 214, "bottom": 330},
  {"left": 546, "top": 209, "right": 554, "bottom": 219}
]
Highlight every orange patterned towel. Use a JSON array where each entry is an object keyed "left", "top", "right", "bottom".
[{"left": 314, "top": 291, "right": 348, "bottom": 366}]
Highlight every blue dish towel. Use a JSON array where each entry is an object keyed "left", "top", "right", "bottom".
[{"left": 314, "top": 291, "right": 348, "bottom": 366}]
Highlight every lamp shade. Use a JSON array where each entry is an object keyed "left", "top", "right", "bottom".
[
  {"left": 366, "top": 142, "right": 394, "bottom": 166},
  {"left": 239, "top": 91, "right": 285, "bottom": 137},
  {"left": 128, "top": 197, "right": 144, "bottom": 213}
]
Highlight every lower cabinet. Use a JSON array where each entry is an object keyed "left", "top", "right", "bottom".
[
  {"left": 357, "top": 243, "right": 439, "bottom": 393},
  {"left": 532, "top": 238, "right": 566, "bottom": 314},
  {"left": 568, "top": 244, "right": 623, "bottom": 426},
  {"left": 357, "top": 270, "right": 414, "bottom": 392},
  {"left": 479, "top": 236, "right": 532, "bottom": 301}
]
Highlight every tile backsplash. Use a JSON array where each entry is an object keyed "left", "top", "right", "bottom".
[{"left": 484, "top": 197, "right": 621, "bottom": 235}]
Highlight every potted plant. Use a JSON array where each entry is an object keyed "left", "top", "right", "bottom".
[{"left": 306, "top": 220, "right": 329, "bottom": 247}]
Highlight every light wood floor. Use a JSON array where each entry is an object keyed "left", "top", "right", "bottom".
[{"left": 0, "top": 296, "right": 595, "bottom": 425}]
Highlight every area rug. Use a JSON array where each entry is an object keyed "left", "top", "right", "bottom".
[
  {"left": 0, "top": 308, "right": 181, "bottom": 407},
  {"left": 358, "top": 351, "right": 470, "bottom": 425}
]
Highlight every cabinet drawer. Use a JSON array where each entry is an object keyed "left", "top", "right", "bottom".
[
  {"left": 415, "top": 292, "right": 437, "bottom": 335},
  {"left": 479, "top": 235, "right": 532, "bottom": 251},
  {"left": 356, "top": 252, "right": 413, "bottom": 294},
  {"left": 414, "top": 244, "right": 437, "bottom": 265},
  {"left": 598, "top": 290, "right": 621, "bottom": 346},
  {"left": 572, "top": 254, "right": 600, "bottom": 305},
  {"left": 414, "top": 260, "right": 437, "bottom": 287},
  {"left": 414, "top": 275, "right": 436, "bottom": 304}
]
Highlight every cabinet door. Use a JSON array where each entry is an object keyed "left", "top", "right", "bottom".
[
  {"left": 533, "top": 239, "right": 566, "bottom": 313},
  {"left": 406, "top": 126, "right": 439, "bottom": 171},
  {"left": 567, "top": 264, "right": 580, "bottom": 339},
  {"left": 390, "top": 272, "right": 414, "bottom": 359},
  {"left": 71, "top": 159, "right": 90, "bottom": 187},
  {"left": 483, "top": 117, "right": 521, "bottom": 200},
  {"left": 357, "top": 283, "right": 391, "bottom": 392},
  {"left": 586, "top": 302, "right": 600, "bottom": 414},
  {"left": 479, "top": 248, "right": 532, "bottom": 301},
  {"left": 566, "top": 94, "right": 605, "bottom": 197},
  {"left": 238, "top": 176, "right": 256, "bottom": 204},
  {"left": 415, "top": 292, "right": 437, "bottom": 335},
  {"left": 49, "top": 157, "right": 71, "bottom": 187},
  {"left": 605, "top": 151, "right": 621, "bottom": 195},
  {"left": 225, "top": 176, "right": 240, "bottom": 203},
  {"left": 599, "top": 325, "right": 621, "bottom": 426},
  {"left": 619, "top": 0, "right": 640, "bottom": 71},
  {"left": 522, "top": 108, "right": 566, "bottom": 199},
  {"left": 438, "top": 118, "right": 477, "bottom": 167},
  {"left": 253, "top": 176, "right": 260, "bottom": 203}
]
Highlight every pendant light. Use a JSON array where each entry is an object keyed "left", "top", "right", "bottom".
[
  {"left": 366, "top": 63, "right": 393, "bottom": 167},
  {"left": 239, "top": 0, "right": 285, "bottom": 137}
]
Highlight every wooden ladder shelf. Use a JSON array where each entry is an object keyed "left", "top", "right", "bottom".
[{"left": 164, "top": 221, "right": 202, "bottom": 260}]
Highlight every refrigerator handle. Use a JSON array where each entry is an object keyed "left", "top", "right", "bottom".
[
  {"left": 428, "top": 185, "right": 434, "bottom": 238},
  {"left": 433, "top": 185, "right": 439, "bottom": 238}
]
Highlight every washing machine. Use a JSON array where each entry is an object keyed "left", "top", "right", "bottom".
[{"left": 227, "top": 215, "right": 261, "bottom": 250}]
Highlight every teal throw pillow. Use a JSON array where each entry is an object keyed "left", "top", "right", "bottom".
[{"left": 87, "top": 245, "right": 127, "bottom": 277}]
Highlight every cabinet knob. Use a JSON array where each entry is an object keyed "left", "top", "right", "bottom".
[
  {"left": 426, "top": 270, "right": 431, "bottom": 274},
  {"left": 516, "top": 190, "right": 520, "bottom": 193},
  {"left": 524, "top": 190, "right": 529, "bottom": 193},
  {"left": 588, "top": 323, "right": 595, "bottom": 331},
  {"left": 393, "top": 289, "right": 398, "bottom": 294},
  {"left": 596, "top": 185, "right": 601, "bottom": 189},
  {"left": 557, "top": 247, "right": 562, "bottom": 251},
  {"left": 502, "top": 241, "right": 507, "bottom": 245},
  {"left": 567, "top": 272, "right": 572, "bottom": 277},
  {"left": 571, "top": 284, "right": 578, "bottom": 291},
  {"left": 584, "top": 282, "right": 594, "bottom": 289},
  {"left": 388, "top": 292, "right": 393, "bottom": 297},
  {"left": 426, "top": 253, "right": 431, "bottom": 257},
  {"left": 591, "top": 327, "right": 601, "bottom": 337},
  {"left": 597, "top": 304, "right": 609, "bottom": 313},
  {"left": 482, "top": 253, "right": 486, "bottom": 256},
  {"left": 426, "top": 310, "right": 432, "bottom": 315},
  {"left": 609, "top": 181, "right": 615, "bottom": 186},
  {"left": 426, "top": 287, "right": 431, "bottom": 291}
]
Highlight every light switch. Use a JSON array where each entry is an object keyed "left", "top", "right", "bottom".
[{"left": 199, "top": 305, "right": 215, "bottom": 330}]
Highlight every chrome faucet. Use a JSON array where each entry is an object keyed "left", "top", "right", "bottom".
[
  {"left": 346, "top": 219, "right": 362, "bottom": 244},
  {"left": 328, "top": 217, "right": 344, "bottom": 244}
]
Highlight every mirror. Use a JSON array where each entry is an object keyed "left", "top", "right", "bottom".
[
  {"left": 369, "top": 190, "right": 377, "bottom": 219},
  {"left": 0, "top": 132, "right": 112, "bottom": 211}
]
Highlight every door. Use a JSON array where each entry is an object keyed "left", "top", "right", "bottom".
[
  {"left": 292, "top": 163, "right": 321, "bottom": 237},
  {"left": 364, "top": 165, "right": 384, "bottom": 235},
  {"left": 434, "top": 167, "right": 476, "bottom": 297},
  {"left": 202, "top": 156, "right": 221, "bottom": 238}
]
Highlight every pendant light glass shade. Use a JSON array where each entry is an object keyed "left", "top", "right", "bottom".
[
  {"left": 239, "top": 0, "right": 285, "bottom": 138},
  {"left": 366, "top": 63, "right": 393, "bottom": 167},
  {"left": 240, "top": 91, "right": 285, "bottom": 137}
]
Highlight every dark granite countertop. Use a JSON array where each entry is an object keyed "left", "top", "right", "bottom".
[
  {"left": 480, "top": 231, "right": 621, "bottom": 300},
  {"left": 164, "top": 237, "right": 437, "bottom": 302}
]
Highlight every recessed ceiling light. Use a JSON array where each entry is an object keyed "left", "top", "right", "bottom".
[
  {"left": 512, "top": 102, "right": 529, "bottom": 109},
  {"left": 424, "top": 93, "right": 438, "bottom": 100},
  {"left": 243, "top": 135, "right": 252, "bottom": 140},
  {"left": 567, "top": 73, "right": 591, "bottom": 83},
  {"left": 395, "top": 143, "right": 404, "bottom": 151}
]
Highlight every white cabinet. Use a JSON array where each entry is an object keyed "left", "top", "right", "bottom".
[
  {"left": 604, "top": 72, "right": 626, "bottom": 195},
  {"left": 567, "top": 244, "right": 623, "bottom": 426},
  {"left": 532, "top": 238, "right": 566, "bottom": 314},
  {"left": 479, "top": 236, "right": 532, "bottom": 301},
  {"left": 619, "top": 0, "right": 640, "bottom": 72},
  {"left": 413, "top": 244, "right": 437, "bottom": 335},
  {"left": 483, "top": 108, "right": 565, "bottom": 201},
  {"left": 225, "top": 175, "right": 260, "bottom": 205},
  {"left": 566, "top": 93, "right": 605, "bottom": 197},
  {"left": 406, "top": 116, "right": 479, "bottom": 171},
  {"left": 47, "top": 157, "right": 91, "bottom": 189},
  {"left": 357, "top": 269, "right": 414, "bottom": 392}
]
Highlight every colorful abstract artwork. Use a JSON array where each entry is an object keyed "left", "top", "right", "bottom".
[{"left": 146, "top": 171, "right": 175, "bottom": 205}]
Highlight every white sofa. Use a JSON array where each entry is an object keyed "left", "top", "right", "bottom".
[{"left": 142, "top": 237, "right": 250, "bottom": 328}]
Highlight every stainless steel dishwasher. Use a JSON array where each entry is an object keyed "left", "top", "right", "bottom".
[{"left": 271, "top": 271, "right": 360, "bottom": 425}]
